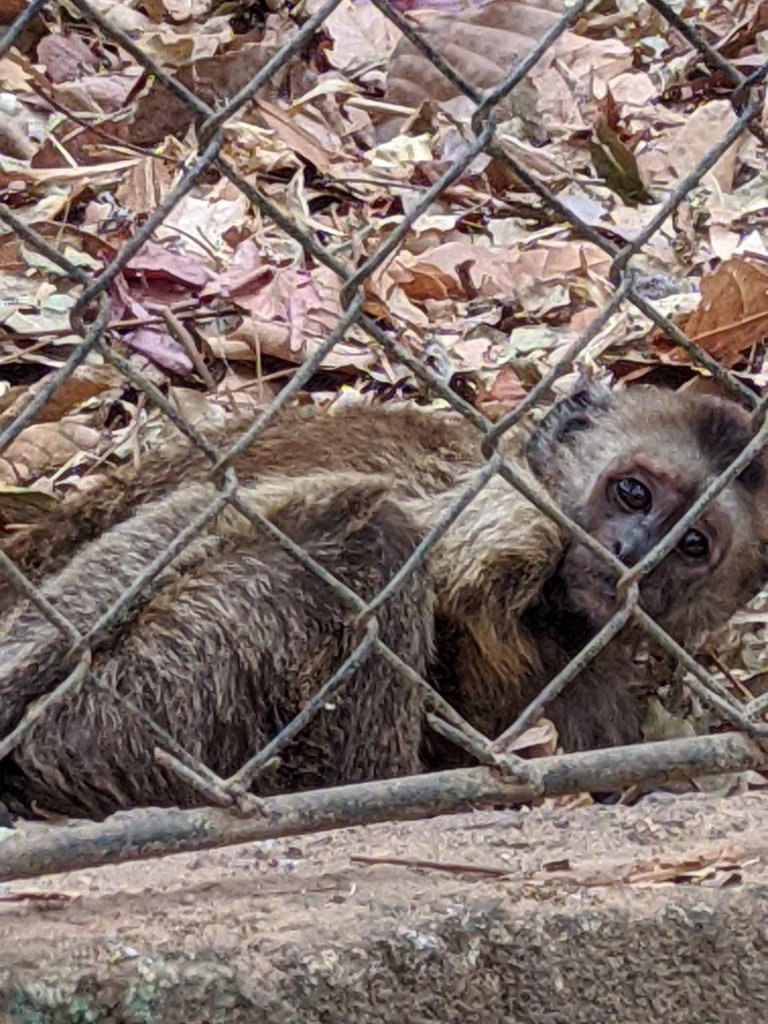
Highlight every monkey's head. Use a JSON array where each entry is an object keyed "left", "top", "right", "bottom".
[{"left": 526, "top": 382, "right": 768, "bottom": 642}]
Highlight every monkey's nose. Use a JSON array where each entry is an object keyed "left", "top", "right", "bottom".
[{"left": 613, "top": 531, "right": 644, "bottom": 567}]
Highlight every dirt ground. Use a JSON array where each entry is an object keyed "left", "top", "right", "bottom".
[{"left": 2, "top": 790, "right": 768, "bottom": 1023}]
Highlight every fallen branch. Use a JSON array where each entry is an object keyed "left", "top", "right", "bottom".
[{"left": 0, "top": 732, "right": 763, "bottom": 883}]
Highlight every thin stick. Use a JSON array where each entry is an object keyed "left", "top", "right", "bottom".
[
  {"left": 350, "top": 854, "right": 512, "bottom": 877},
  {"left": 159, "top": 307, "right": 218, "bottom": 390}
]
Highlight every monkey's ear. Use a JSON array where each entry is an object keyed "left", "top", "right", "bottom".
[{"left": 524, "top": 373, "right": 615, "bottom": 477}]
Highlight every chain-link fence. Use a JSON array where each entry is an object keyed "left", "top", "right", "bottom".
[{"left": 0, "top": 0, "right": 766, "bottom": 882}]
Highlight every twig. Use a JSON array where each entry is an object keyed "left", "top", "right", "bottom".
[
  {"left": 0, "top": 306, "right": 240, "bottom": 350},
  {"left": 159, "top": 307, "right": 218, "bottom": 390},
  {"left": 709, "top": 652, "right": 755, "bottom": 703},
  {"left": 350, "top": 854, "right": 512, "bottom": 877}
]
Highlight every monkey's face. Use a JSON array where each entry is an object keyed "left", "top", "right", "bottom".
[
  {"left": 528, "top": 382, "right": 768, "bottom": 642},
  {"left": 562, "top": 454, "right": 752, "bottom": 638}
]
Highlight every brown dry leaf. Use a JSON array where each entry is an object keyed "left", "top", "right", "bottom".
[
  {"left": 0, "top": 422, "right": 103, "bottom": 486},
  {"left": 372, "top": 238, "right": 611, "bottom": 317},
  {"left": 159, "top": 187, "right": 251, "bottom": 259},
  {"left": 0, "top": 222, "right": 116, "bottom": 273},
  {"left": 126, "top": 241, "right": 213, "bottom": 289},
  {"left": 476, "top": 366, "right": 527, "bottom": 418},
  {"left": 121, "top": 328, "right": 194, "bottom": 376},
  {"left": 208, "top": 237, "right": 271, "bottom": 297},
  {"left": 527, "top": 35, "right": 632, "bottom": 137},
  {"left": 80, "top": 0, "right": 154, "bottom": 33},
  {"left": 535, "top": 845, "right": 751, "bottom": 889},
  {"left": 256, "top": 99, "right": 346, "bottom": 178},
  {"left": 211, "top": 257, "right": 373, "bottom": 371},
  {"left": 386, "top": 0, "right": 563, "bottom": 109},
  {"left": 56, "top": 70, "right": 140, "bottom": 114},
  {"left": 226, "top": 263, "right": 371, "bottom": 369},
  {"left": 676, "top": 259, "right": 768, "bottom": 368},
  {"left": 0, "top": 0, "right": 25, "bottom": 22},
  {"left": 0, "top": 157, "right": 140, "bottom": 189},
  {"left": 114, "top": 157, "right": 175, "bottom": 215},
  {"left": 167, "top": 369, "right": 277, "bottom": 431},
  {"left": 127, "top": 40, "right": 277, "bottom": 147},
  {"left": 138, "top": 16, "right": 234, "bottom": 66},
  {"left": 626, "top": 848, "right": 746, "bottom": 887},
  {"left": 375, "top": 242, "right": 521, "bottom": 302},
  {"left": 509, "top": 242, "right": 612, "bottom": 292},
  {"left": 496, "top": 718, "right": 558, "bottom": 758},
  {"left": 215, "top": 318, "right": 375, "bottom": 372},
  {"left": 0, "top": 53, "right": 34, "bottom": 92},
  {"left": 143, "top": 0, "right": 209, "bottom": 19},
  {"left": 0, "top": 366, "right": 121, "bottom": 427},
  {"left": 0, "top": 485, "right": 59, "bottom": 526}
]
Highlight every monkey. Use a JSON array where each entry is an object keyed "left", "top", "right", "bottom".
[{"left": 0, "top": 382, "right": 765, "bottom": 819}]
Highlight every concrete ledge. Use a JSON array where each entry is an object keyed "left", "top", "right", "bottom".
[{"left": 2, "top": 791, "right": 768, "bottom": 1023}]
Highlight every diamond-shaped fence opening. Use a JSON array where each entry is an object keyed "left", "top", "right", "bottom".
[{"left": 0, "top": 0, "right": 766, "bottom": 881}]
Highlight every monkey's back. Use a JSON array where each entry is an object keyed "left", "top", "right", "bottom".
[
  {"left": 0, "top": 475, "right": 435, "bottom": 819},
  {"left": 1, "top": 404, "right": 488, "bottom": 605}
]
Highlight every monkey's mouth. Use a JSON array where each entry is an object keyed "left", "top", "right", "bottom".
[{"left": 562, "top": 554, "right": 623, "bottom": 629}]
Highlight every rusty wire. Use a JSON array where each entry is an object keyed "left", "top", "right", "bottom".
[{"left": 0, "top": 0, "right": 766, "bottom": 876}]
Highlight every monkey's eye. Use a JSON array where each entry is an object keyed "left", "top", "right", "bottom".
[
  {"left": 614, "top": 477, "right": 652, "bottom": 513},
  {"left": 678, "top": 528, "right": 709, "bottom": 560}
]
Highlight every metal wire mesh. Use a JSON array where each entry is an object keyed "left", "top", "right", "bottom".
[{"left": 0, "top": 0, "right": 766, "bottom": 877}]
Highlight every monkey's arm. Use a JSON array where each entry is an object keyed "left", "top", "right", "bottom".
[
  {"left": 418, "top": 476, "right": 565, "bottom": 737},
  {"left": 427, "top": 475, "right": 564, "bottom": 628}
]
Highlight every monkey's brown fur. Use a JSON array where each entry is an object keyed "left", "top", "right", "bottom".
[
  {"left": 1, "top": 475, "right": 434, "bottom": 817},
  {"left": 1, "top": 384, "right": 766, "bottom": 819},
  {"left": 0, "top": 405, "right": 486, "bottom": 604}
]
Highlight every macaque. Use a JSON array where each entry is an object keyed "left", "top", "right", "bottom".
[{"left": 0, "top": 382, "right": 765, "bottom": 820}]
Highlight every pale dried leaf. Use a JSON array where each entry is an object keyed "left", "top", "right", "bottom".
[
  {"left": 36, "top": 33, "right": 99, "bottom": 83},
  {"left": 79, "top": 0, "right": 154, "bottom": 33},
  {"left": 126, "top": 241, "right": 213, "bottom": 288},
  {"left": 56, "top": 71, "right": 139, "bottom": 114},
  {"left": 114, "top": 157, "right": 175, "bottom": 215},
  {"left": 0, "top": 365, "right": 121, "bottom": 426},
  {"left": 324, "top": 0, "right": 401, "bottom": 74},
  {"left": 256, "top": 99, "right": 344, "bottom": 177},
  {"left": 122, "top": 329, "right": 194, "bottom": 376},
  {"left": 139, "top": 17, "right": 234, "bottom": 66},
  {"left": 386, "top": 0, "right": 563, "bottom": 110},
  {"left": 496, "top": 718, "right": 558, "bottom": 757},
  {"left": 637, "top": 100, "right": 741, "bottom": 193}
]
